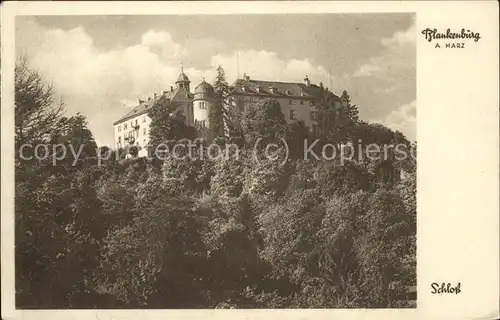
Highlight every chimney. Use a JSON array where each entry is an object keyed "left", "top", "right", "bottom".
[
  {"left": 139, "top": 98, "right": 144, "bottom": 104},
  {"left": 153, "top": 92, "right": 157, "bottom": 99},
  {"left": 148, "top": 97, "right": 151, "bottom": 101},
  {"left": 304, "top": 75, "right": 310, "bottom": 87},
  {"left": 243, "top": 73, "right": 250, "bottom": 81},
  {"left": 170, "top": 86, "right": 174, "bottom": 92}
]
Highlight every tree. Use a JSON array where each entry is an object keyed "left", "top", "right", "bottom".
[
  {"left": 343, "top": 189, "right": 415, "bottom": 307},
  {"left": 15, "top": 57, "right": 64, "bottom": 146},
  {"left": 98, "top": 188, "right": 206, "bottom": 307},
  {"left": 337, "top": 90, "right": 359, "bottom": 142},
  {"left": 257, "top": 188, "right": 325, "bottom": 305},
  {"left": 210, "top": 65, "right": 229, "bottom": 138},
  {"left": 314, "top": 191, "right": 369, "bottom": 307},
  {"left": 148, "top": 96, "right": 196, "bottom": 153},
  {"left": 15, "top": 123, "right": 105, "bottom": 307},
  {"left": 241, "top": 98, "right": 287, "bottom": 147},
  {"left": 286, "top": 121, "right": 313, "bottom": 160},
  {"left": 316, "top": 160, "right": 370, "bottom": 199},
  {"left": 15, "top": 59, "right": 110, "bottom": 308},
  {"left": 340, "top": 90, "right": 359, "bottom": 124},
  {"left": 49, "top": 113, "right": 98, "bottom": 170},
  {"left": 314, "top": 84, "right": 338, "bottom": 145}
]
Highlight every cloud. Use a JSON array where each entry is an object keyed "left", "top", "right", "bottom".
[
  {"left": 352, "top": 64, "right": 382, "bottom": 78},
  {"left": 383, "top": 100, "right": 416, "bottom": 141},
  {"left": 16, "top": 18, "right": 334, "bottom": 146},
  {"left": 353, "top": 18, "right": 416, "bottom": 79},
  {"left": 346, "top": 17, "right": 415, "bottom": 140},
  {"left": 380, "top": 19, "right": 416, "bottom": 49},
  {"left": 210, "top": 50, "right": 332, "bottom": 86}
]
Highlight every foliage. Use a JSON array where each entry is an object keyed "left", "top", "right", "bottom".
[
  {"left": 210, "top": 65, "right": 230, "bottom": 138},
  {"left": 148, "top": 95, "right": 197, "bottom": 151},
  {"left": 15, "top": 56, "right": 64, "bottom": 146},
  {"left": 15, "top": 61, "right": 416, "bottom": 309},
  {"left": 241, "top": 98, "right": 287, "bottom": 147}
]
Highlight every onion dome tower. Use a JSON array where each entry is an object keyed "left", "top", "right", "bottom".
[
  {"left": 192, "top": 78, "right": 215, "bottom": 128},
  {"left": 175, "top": 66, "right": 191, "bottom": 91}
]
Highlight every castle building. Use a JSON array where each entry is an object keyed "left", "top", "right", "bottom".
[{"left": 113, "top": 68, "right": 341, "bottom": 156}]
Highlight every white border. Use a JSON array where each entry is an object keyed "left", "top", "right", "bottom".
[{"left": 2, "top": 2, "right": 499, "bottom": 320}]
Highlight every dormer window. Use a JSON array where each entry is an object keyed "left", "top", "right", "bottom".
[
  {"left": 269, "top": 85, "right": 277, "bottom": 94},
  {"left": 256, "top": 86, "right": 262, "bottom": 94}
]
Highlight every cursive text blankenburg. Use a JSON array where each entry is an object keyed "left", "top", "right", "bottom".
[
  {"left": 422, "top": 28, "right": 480, "bottom": 42},
  {"left": 431, "top": 282, "right": 461, "bottom": 294}
]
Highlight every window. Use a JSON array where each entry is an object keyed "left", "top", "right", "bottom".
[
  {"left": 124, "top": 123, "right": 127, "bottom": 130},
  {"left": 143, "top": 128, "right": 146, "bottom": 135},
  {"left": 200, "top": 102, "right": 206, "bottom": 109},
  {"left": 289, "top": 109, "right": 296, "bottom": 121},
  {"left": 118, "top": 136, "right": 121, "bottom": 142},
  {"left": 300, "top": 100, "right": 304, "bottom": 105},
  {"left": 143, "top": 139, "right": 146, "bottom": 146},
  {"left": 196, "top": 120, "right": 207, "bottom": 128},
  {"left": 142, "top": 115, "right": 146, "bottom": 122},
  {"left": 135, "top": 119, "right": 138, "bottom": 126},
  {"left": 118, "top": 125, "right": 121, "bottom": 132}
]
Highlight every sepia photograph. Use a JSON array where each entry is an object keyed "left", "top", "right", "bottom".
[
  {"left": 12, "top": 13, "right": 416, "bottom": 309},
  {"left": 2, "top": 2, "right": 498, "bottom": 320}
]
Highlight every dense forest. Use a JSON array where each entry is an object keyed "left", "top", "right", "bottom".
[{"left": 15, "top": 59, "right": 416, "bottom": 309}]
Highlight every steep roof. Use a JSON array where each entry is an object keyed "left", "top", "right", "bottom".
[
  {"left": 194, "top": 80, "right": 214, "bottom": 94},
  {"left": 176, "top": 72, "right": 190, "bottom": 83},
  {"left": 113, "top": 87, "right": 192, "bottom": 125},
  {"left": 229, "top": 78, "right": 340, "bottom": 100}
]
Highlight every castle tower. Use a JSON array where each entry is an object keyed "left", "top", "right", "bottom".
[
  {"left": 193, "top": 78, "right": 214, "bottom": 129},
  {"left": 175, "top": 66, "right": 191, "bottom": 92}
]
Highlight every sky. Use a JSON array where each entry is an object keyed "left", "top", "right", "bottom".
[{"left": 16, "top": 14, "right": 416, "bottom": 146}]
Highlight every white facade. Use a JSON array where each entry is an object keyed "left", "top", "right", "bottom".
[
  {"left": 113, "top": 72, "right": 336, "bottom": 156},
  {"left": 193, "top": 100, "right": 211, "bottom": 128},
  {"left": 114, "top": 113, "right": 152, "bottom": 157}
]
